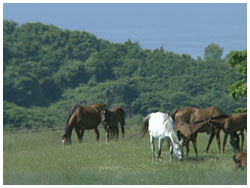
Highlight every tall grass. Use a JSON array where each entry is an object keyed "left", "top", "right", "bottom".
[{"left": 3, "top": 126, "right": 247, "bottom": 185}]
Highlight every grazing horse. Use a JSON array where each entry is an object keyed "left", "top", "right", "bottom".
[
  {"left": 233, "top": 152, "right": 247, "bottom": 169},
  {"left": 177, "top": 119, "right": 212, "bottom": 157},
  {"left": 206, "top": 115, "right": 241, "bottom": 153},
  {"left": 62, "top": 103, "right": 107, "bottom": 144},
  {"left": 170, "top": 106, "right": 227, "bottom": 153},
  {"left": 101, "top": 106, "right": 125, "bottom": 142},
  {"left": 141, "top": 112, "right": 183, "bottom": 162},
  {"left": 223, "top": 113, "right": 247, "bottom": 152}
]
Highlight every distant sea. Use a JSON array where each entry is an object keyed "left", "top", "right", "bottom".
[{"left": 87, "top": 21, "right": 246, "bottom": 59}]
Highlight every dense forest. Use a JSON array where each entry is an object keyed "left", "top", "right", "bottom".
[{"left": 3, "top": 20, "right": 246, "bottom": 130}]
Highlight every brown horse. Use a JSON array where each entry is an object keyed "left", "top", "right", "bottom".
[
  {"left": 177, "top": 119, "right": 212, "bottom": 157},
  {"left": 101, "top": 106, "right": 125, "bottom": 142},
  {"left": 206, "top": 114, "right": 241, "bottom": 153},
  {"left": 170, "top": 106, "right": 226, "bottom": 153},
  {"left": 233, "top": 152, "right": 247, "bottom": 169},
  {"left": 62, "top": 103, "right": 107, "bottom": 144},
  {"left": 223, "top": 113, "right": 247, "bottom": 152}
]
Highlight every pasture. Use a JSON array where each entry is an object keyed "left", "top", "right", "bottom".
[{"left": 3, "top": 126, "right": 247, "bottom": 185}]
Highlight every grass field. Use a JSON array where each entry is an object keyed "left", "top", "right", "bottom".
[{"left": 3, "top": 126, "right": 247, "bottom": 185}]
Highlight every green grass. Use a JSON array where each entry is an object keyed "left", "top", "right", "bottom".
[{"left": 3, "top": 126, "right": 247, "bottom": 185}]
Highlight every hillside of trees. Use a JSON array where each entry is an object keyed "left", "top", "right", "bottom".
[{"left": 3, "top": 20, "right": 246, "bottom": 130}]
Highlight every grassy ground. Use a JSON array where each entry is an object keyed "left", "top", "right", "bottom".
[{"left": 3, "top": 126, "right": 247, "bottom": 185}]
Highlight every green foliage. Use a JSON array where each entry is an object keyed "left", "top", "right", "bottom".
[
  {"left": 204, "top": 43, "right": 223, "bottom": 62},
  {"left": 228, "top": 50, "right": 247, "bottom": 100},
  {"left": 3, "top": 20, "right": 246, "bottom": 129}
]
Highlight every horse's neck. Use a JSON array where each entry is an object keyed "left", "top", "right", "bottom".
[
  {"left": 164, "top": 115, "right": 180, "bottom": 143},
  {"left": 211, "top": 118, "right": 226, "bottom": 127},
  {"left": 166, "top": 125, "right": 179, "bottom": 145},
  {"left": 65, "top": 125, "right": 73, "bottom": 136},
  {"left": 190, "top": 121, "right": 207, "bottom": 133}
]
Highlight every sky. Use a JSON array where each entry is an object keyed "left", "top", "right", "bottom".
[{"left": 3, "top": 3, "right": 247, "bottom": 58}]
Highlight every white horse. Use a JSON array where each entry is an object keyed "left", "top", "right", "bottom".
[{"left": 142, "top": 112, "right": 183, "bottom": 162}]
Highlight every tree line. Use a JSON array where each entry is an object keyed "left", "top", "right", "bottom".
[{"left": 3, "top": 20, "right": 246, "bottom": 130}]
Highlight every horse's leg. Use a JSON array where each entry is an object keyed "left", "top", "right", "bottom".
[
  {"left": 157, "top": 137, "right": 163, "bottom": 161},
  {"left": 150, "top": 136, "right": 155, "bottom": 161},
  {"left": 74, "top": 126, "right": 82, "bottom": 143},
  {"left": 185, "top": 139, "right": 190, "bottom": 157},
  {"left": 120, "top": 116, "right": 125, "bottom": 139},
  {"left": 116, "top": 125, "right": 119, "bottom": 141},
  {"left": 170, "top": 142, "right": 174, "bottom": 162},
  {"left": 94, "top": 127, "right": 100, "bottom": 143},
  {"left": 240, "top": 130, "right": 245, "bottom": 151},
  {"left": 215, "top": 129, "right": 222, "bottom": 153},
  {"left": 121, "top": 125, "right": 125, "bottom": 139},
  {"left": 205, "top": 129, "right": 215, "bottom": 153},
  {"left": 104, "top": 125, "right": 109, "bottom": 143},
  {"left": 230, "top": 132, "right": 240, "bottom": 152},
  {"left": 222, "top": 132, "right": 228, "bottom": 153},
  {"left": 67, "top": 126, "right": 73, "bottom": 143},
  {"left": 192, "top": 135, "right": 198, "bottom": 158},
  {"left": 79, "top": 129, "right": 84, "bottom": 142}
]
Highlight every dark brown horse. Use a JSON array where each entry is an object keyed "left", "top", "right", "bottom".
[
  {"left": 62, "top": 103, "right": 107, "bottom": 144},
  {"left": 101, "top": 106, "right": 125, "bottom": 142},
  {"left": 223, "top": 113, "right": 247, "bottom": 152},
  {"left": 170, "top": 106, "right": 226, "bottom": 153},
  {"left": 177, "top": 119, "right": 212, "bottom": 157},
  {"left": 206, "top": 114, "right": 241, "bottom": 153}
]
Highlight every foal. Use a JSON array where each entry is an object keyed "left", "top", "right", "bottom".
[
  {"left": 101, "top": 107, "right": 125, "bottom": 142},
  {"left": 177, "top": 119, "right": 211, "bottom": 157}
]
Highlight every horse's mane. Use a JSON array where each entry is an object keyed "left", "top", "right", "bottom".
[
  {"left": 169, "top": 108, "right": 178, "bottom": 122},
  {"left": 66, "top": 105, "right": 81, "bottom": 125},
  {"left": 210, "top": 114, "right": 231, "bottom": 120},
  {"left": 190, "top": 119, "right": 207, "bottom": 125},
  {"left": 164, "top": 114, "right": 179, "bottom": 142}
]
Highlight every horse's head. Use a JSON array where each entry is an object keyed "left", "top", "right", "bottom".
[
  {"left": 61, "top": 134, "right": 72, "bottom": 145},
  {"left": 230, "top": 132, "right": 240, "bottom": 153},
  {"left": 174, "top": 140, "right": 183, "bottom": 161},
  {"left": 61, "top": 125, "right": 73, "bottom": 145}
]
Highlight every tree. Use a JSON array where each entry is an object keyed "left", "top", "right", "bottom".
[
  {"left": 204, "top": 43, "right": 223, "bottom": 62},
  {"left": 228, "top": 50, "right": 247, "bottom": 103}
]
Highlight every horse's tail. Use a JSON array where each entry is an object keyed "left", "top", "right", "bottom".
[
  {"left": 140, "top": 113, "right": 152, "bottom": 138},
  {"left": 169, "top": 107, "right": 178, "bottom": 123},
  {"left": 118, "top": 108, "right": 125, "bottom": 126},
  {"left": 118, "top": 108, "right": 125, "bottom": 136}
]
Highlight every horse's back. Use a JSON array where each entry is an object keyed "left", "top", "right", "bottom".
[
  {"left": 148, "top": 112, "right": 165, "bottom": 137},
  {"left": 78, "top": 105, "right": 102, "bottom": 129},
  {"left": 175, "top": 106, "right": 225, "bottom": 126},
  {"left": 110, "top": 107, "right": 125, "bottom": 116},
  {"left": 225, "top": 113, "right": 247, "bottom": 131},
  {"left": 110, "top": 106, "right": 125, "bottom": 124},
  {"left": 174, "top": 107, "right": 195, "bottom": 125},
  {"left": 148, "top": 112, "right": 175, "bottom": 138}
]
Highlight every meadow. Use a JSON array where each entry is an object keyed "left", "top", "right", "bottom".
[{"left": 3, "top": 126, "right": 247, "bottom": 185}]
